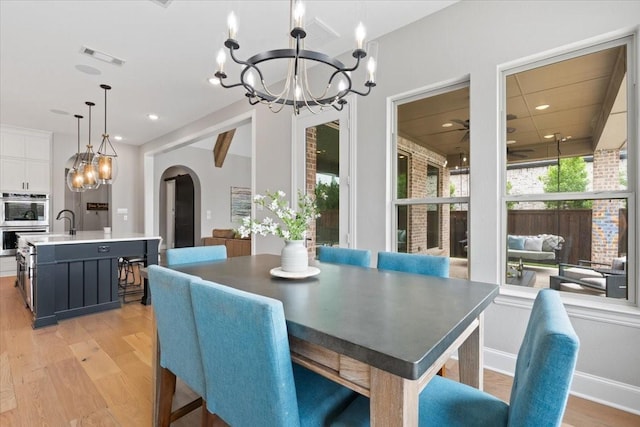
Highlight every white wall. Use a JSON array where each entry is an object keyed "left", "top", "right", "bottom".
[
  {"left": 153, "top": 146, "right": 250, "bottom": 239},
  {"left": 350, "top": 0, "right": 640, "bottom": 413},
  {"left": 138, "top": 0, "right": 640, "bottom": 413}
]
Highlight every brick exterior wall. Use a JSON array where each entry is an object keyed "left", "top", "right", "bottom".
[
  {"left": 591, "top": 149, "right": 624, "bottom": 264},
  {"left": 305, "top": 126, "right": 317, "bottom": 258},
  {"left": 398, "top": 136, "right": 450, "bottom": 255}
]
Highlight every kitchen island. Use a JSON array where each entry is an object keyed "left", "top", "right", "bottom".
[{"left": 20, "top": 231, "right": 161, "bottom": 328}]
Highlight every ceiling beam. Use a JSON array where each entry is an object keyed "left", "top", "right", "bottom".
[
  {"left": 591, "top": 47, "right": 626, "bottom": 151},
  {"left": 213, "top": 129, "right": 236, "bottom": 168}
]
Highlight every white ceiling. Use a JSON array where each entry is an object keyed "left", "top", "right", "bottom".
[{"left": 0, "top": 0, "right": 457, "bottom": 146}]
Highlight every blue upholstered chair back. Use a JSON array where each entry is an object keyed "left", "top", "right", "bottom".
[
  {"left": 147, "top": 265, "right": 205, "bottom": 398},
  {"left": 318, "top": 246, "right": 371, "bottom": 268},
  {"left": 508, "top": 289, "right": 579, "bottom": 426},
  {"left": 190, "top": 279, "right": 302, "bottom": 427},
  {"left": 165, "top": 245, "right": 227, "bottom": 267},
  {"left": 377, "top": 251, "right": 449, "bottom": 278}
]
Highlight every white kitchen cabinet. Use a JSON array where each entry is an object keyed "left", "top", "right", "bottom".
[
  {"left": 0, "top": 256, "right": 17, "bottom": 278},
  {"left": 0, "top": 126, "right": 51, "bottom": 193}
]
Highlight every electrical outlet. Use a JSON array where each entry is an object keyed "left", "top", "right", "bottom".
[
  {"left": 123, "top": 215, "right": 128, "bottom": 221},
  {"left": 206, "top": 210, "right": 211, "bottom": 220}
]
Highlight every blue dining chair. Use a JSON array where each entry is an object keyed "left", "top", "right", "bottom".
[
  {"left": 377, "top": 251, "right": 449, "bottom": 278},
  {"left": 331, "top": 289, "right": 580, "bottom": 427},
  {"left": 165, "top": 245, "right": 227, "bottom": 267},
  {"left": 147, "top": 265, "right": 213, "bottom": 427},
  {"left": 190, "top": 278, "right": 357, "bottom": 427},
  {"left": 318, "top": 246, "right": 371, "bottom": 268}
]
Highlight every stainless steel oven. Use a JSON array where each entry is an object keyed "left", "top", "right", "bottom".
[
  {"left": 0, "top": 226, "right": 49, "bottom": 256},
  {"left": 1, "top": 192, "right": 49, "bottom": 227}
]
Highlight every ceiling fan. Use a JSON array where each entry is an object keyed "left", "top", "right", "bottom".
[
  {"left": 449, "top": 118, "right": 470, "bottom": 143},
  {"left": 507, "top": 146, "right": 534, "bottom": 159},
  {"left": 448, "top": 114, "right": 517, "bottom": 143}
]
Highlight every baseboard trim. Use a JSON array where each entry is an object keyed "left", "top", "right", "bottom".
[{"left": 484, "top": 347, "right": 640, "bottom": 416}]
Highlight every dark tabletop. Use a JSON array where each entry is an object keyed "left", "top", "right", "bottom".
[{"left": 173, "top": 254, "right": 499, "bottom": 380}]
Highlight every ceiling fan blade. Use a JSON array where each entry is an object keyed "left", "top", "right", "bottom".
[
  {"left": 506, "top": 114, "right": 517, "bottom": 121},
  {"left": 460, "top": 131, "right": 469, "bottom": 143},
  {"left": 450, "top": 118, "right": 469, "bottom": 128}
]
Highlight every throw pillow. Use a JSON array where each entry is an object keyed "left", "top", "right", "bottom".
[
  {"left": 524, "top": 237, "right": 543, "bottom": 251},
  {"left": 539, "top": 234, "right": 564, "bottom": 252},
  {"left": 508, "top": 235, "right": 525, "bottom": 250}
]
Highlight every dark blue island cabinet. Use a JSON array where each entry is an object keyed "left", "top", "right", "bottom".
[{"left": 28, "top": 234, "right": 160, "bottom": 328}]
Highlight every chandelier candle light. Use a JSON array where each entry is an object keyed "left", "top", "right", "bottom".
[
  {"left": 80, "top": 101, "right": 100, "bottom": 190},
  {"left": 95, "top": 84, "right": 118, "bottom": 184},
  {"left": 213, "top": 0, "right": 377, "bottom": 115},
  {"left": 66, "top": 114, "right": 86, "bottom": 192}
]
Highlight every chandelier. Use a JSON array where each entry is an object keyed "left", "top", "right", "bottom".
[
  {"left": 213, "top": 0, "right": 377, "bottom": 115},
  {"left": 95, "top": 84, "right": 118, "bottom": 184},
  {"left": 66, "top": 114, "right": 86, "bottom": 192}
]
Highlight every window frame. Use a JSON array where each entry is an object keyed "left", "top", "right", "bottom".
[
  {"left": 499, "top": 34, "right": 637, "bottom": 307},
  {"left": 389, "top": 78, "right": 471, "bottom": 259}
]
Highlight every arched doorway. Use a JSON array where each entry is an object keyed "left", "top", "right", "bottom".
[{"left": 159, "top": 166, "right": 200, "bottom": 250}]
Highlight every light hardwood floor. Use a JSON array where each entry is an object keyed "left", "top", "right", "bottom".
[{"left": 1, "top": 275, "right": 638, "bottom": 426}]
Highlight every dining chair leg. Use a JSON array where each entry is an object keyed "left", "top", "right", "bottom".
[{"left": 158, "top": 367, "right": 177, "bottom": 427}]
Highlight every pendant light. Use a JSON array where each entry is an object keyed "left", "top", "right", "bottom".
[
  {"left": 66, "top": 114, "right": 86, "bottom": 192},
  {"left": 80, "top": 101, "right": 100, "bottom": 190},
  {"left": 95, "top": 84, "right": 118, "bottom": 184}
]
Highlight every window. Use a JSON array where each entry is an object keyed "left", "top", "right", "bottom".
[
  {"left": 393, "top": 82, "right": 470, "bottom": 279},
  {"left": 503, "top": 38, "right": 634, "bottom": 302}
]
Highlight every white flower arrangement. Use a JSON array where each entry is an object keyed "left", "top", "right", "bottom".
[{"left": 238, "top": 190, "right": 323, "bottom": 241}]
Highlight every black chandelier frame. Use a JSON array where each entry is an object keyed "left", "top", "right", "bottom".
[{"left": 214, "top": 25, "right": 376, "bottom": 114}]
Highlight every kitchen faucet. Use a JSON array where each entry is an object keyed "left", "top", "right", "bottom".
[{"left": 56, "top": 209, "right": 76, "bottom": 235}]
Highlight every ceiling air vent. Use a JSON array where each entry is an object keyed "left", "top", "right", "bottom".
[
  {"left": 149, "top": 0, "right": 173, "bottom": 8},
  {"left": 80, "top": 46, "right": 125, "bottom": 66}
]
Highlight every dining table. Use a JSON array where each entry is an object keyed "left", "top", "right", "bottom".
[{"left": 154, "top": 254, "right": 499, "bottom": 426}]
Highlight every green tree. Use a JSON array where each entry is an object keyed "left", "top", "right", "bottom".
[
  {"left": 539, "top": 156, "right": 591, "bottom": 209},
  {"left": 397, "top": 172, "right": 408, "bottom": 199},
  {"left": 315, "top": 180, "right": 339, "bottom": 211},
  {"left": 505, "top": 181, "right": 515, "bottom": 210}
]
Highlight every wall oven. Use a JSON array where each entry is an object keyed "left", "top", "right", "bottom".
[
  {"left": 1, "top": 193, "right": 49, "bottom": 227},
  {"left": 0, "top": 226, "right": 49, "bottom": 256}
]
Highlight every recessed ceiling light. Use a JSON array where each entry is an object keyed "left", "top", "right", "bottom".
[
  {"left": 544, "top": 134, "right": 555, "bottom": 139},
  {"left": 208, "top": 77, "right": 220, "bottom": 86},
  {"left": 75, "top": 64, "right": 102, "bottom": 75},
  {"left": 507, "top": 140, "right": 516, "bottom": 145},
  {"left": 535, "top": 104, "right": 550, "bottom": 110},
  {"left": 148, "top": 114, "right": 159, "bottom": 121},
  {"left": 114, "top": 135, "right": 123, "bottom": 141},
  {"left": 442, "top": 122, "right": 453, "bottom": 128},
  {"left": 50, "top": 109, "right": 70, "bottom": 115}
]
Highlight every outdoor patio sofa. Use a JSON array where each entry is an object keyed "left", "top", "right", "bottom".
[
  {"left": 507, "top": 234, "right": 564, "bottom": 264},
  {"left": 549, "top": 257, "right": 627, "bottom": 298}
]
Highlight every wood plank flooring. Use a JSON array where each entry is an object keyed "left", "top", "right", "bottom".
[{"left": 1, "top": 275, "right": 638, "bottom": 426}]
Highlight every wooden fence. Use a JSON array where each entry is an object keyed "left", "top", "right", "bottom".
[{"left": 450, "top": 209, "right": 595, "bottom": 264}]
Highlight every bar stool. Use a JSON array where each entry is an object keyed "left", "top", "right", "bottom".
[{"left": 118, "top": 255, "right": 146, "bottom": 303}]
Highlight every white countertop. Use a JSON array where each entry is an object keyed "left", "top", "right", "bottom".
[{"left": 19, "top": 231, "right": 162, "bottom": 246}]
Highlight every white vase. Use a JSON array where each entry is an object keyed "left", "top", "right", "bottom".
[{"left": 281, "top": 240, "right": 309, "bottom": 273}]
